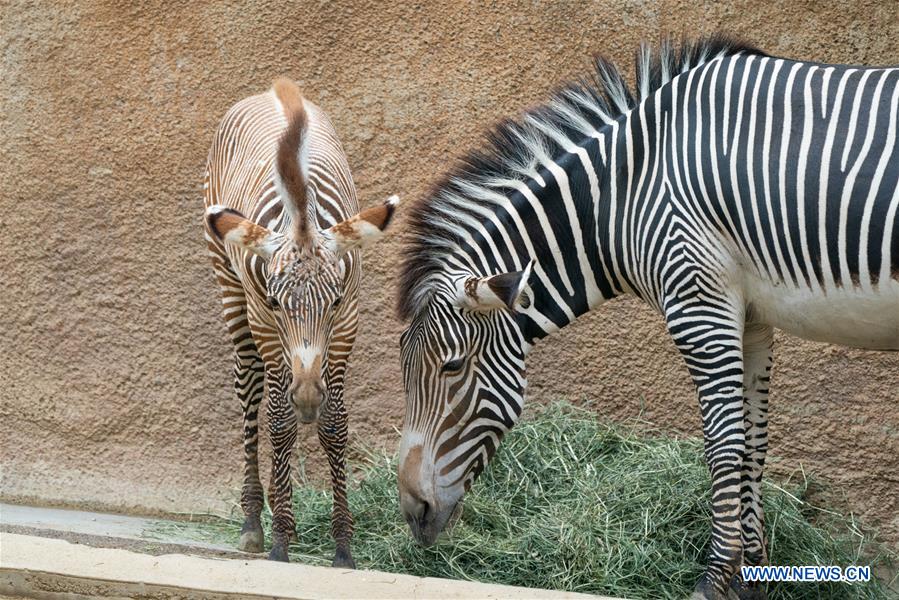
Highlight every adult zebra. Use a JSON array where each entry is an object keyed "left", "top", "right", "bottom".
[
  {"left": 396, "top": 35, "right": 898, "bottom": 600},
  {"left": 204, "top": 78, "right": 397, "bottom": 566}
]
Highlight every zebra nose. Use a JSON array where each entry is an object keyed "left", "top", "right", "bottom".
[
  {"left": 289, "top": 376, "right": 324, "bottom": 396},
  {"left": 289, "top": 367, "right": 325, "bottom": 424},
  {"left": 398, "top": 445, "right": 432, "bottom": 522}
]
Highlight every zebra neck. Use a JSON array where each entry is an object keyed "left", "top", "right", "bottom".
[{"left": 515, "top": 127, "right": 639, "bottom": 346}]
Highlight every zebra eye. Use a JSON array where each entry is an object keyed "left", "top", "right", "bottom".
[
  {"left": 332, "top": 296, "right": 342, "bottom": 309},
  {"left": 267, "top": 295, "right": 281, "bottom": 310},
  {"left": 441, "top": 357, "right": 465, "bottom": 374}
]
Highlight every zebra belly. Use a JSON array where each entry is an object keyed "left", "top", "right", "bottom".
[{"left": 742, "top": 273, "right": 899, "bottom": 350}]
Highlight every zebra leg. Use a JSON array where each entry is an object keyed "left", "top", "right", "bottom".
[
  {"left": 666, "top": 300, "right": 745, "bottom": 600},
  {"left": 266, "top": 370, "right": 298, "bottom": 562},
  {"left": 236, "top": 350, "right": 266, "bottom": 553},
  {"left": 729, "top": 323, "right": 773, "bottom": 600},
  {"left": 318, "top": 390, "right": 355, "bottom": 568},
  {"left": 210, "top": 260, "right": 266, "bottom": 553},
  {"left": 317, "top": 304, "right": 357, "bottom": 567}
]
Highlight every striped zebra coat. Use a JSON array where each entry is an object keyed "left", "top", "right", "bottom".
[
  {"left": 204, "top": 78, "right": 397, "bottom": 566},
  {"left": 395, "top": 36, "right": 898, "bottom": 600}
]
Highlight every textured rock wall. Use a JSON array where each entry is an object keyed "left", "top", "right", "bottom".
[{"left": 1, "top": 1, "right": 896, "bottom": 545}]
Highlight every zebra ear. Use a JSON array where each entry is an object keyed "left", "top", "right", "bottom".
[
  {"left": 457, "top": 260, "right": 534, "bottom": 312},
  {"left": 206, "top": 205, "right": 285, "bottom": 260},
  {"left": 322, "top": 195, "right": 399, "bottom": 257}
]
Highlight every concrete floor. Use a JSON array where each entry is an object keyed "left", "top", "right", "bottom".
[{"left": 0, "top": 503, "right": 610, "bottom": 600}]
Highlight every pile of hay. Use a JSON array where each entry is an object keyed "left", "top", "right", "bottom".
[{"left": 177, "top": 403, "right": 895, "bottom": 599}]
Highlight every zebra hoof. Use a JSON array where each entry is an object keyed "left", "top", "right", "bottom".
[
  {"left": 689, "top": 577, "right": 734, "bottom": 600},
  {"left": 238, "top": 530, "right": 264, "bottom": 553},
  {"left": 332, "top": 555, "right": 356, "bottom": 569},
  {"left": 729, "top": 576, "right": 767, "bottom": 600},
  {"left": 268, "top": 542, "right": 289, "bottom": 562},
  {"left": 237, "top": 519, "right": 264, "bottom": 553},
  {"left": 332, "top": 547, "right": 356, "bottom": 569}
]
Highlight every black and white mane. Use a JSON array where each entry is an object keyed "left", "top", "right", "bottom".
[{"left": 397, "top": 34, "right": 763, "bottom": 320}]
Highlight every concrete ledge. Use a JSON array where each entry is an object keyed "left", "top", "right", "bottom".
[
  {"left": 0, "top": 532, "right": 609, "bottom": 599},
  {"left": 0, "top": 502, "right": 234, "bottom": 553}
]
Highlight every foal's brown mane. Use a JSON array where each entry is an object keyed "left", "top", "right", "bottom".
[{"left": 273, "top": 77, "right": 313, "bottom": 249}]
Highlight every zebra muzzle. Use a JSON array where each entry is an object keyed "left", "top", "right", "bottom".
[
  {"left": 398, "top": 443, "right": 464, "bottom": 545},
  {"left": 289, "top": 377, "right": 325, "bottom": 424}
]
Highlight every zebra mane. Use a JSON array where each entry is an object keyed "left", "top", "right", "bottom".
[{"left": 397, "top": 33, "right": 763, "bottom": 321}]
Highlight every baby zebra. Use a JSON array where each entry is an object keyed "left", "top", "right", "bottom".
[{"left": 204, "top": 77, "right": 397, "bottom": 566}]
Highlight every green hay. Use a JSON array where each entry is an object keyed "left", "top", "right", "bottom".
[{"left": 160, "top": 403, "right": 896, "bottom": 599}]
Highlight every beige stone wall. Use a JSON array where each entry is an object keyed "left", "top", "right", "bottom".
[{"left": 1, "top": 1, "right": 896, "bottom": 546}]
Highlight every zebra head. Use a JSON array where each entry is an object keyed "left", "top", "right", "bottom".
[
  {"left": 206, "top": 195, "right": 398, "bottom": 423},
  {"left": 397, "top": 260, "right": 534, "bottom": 545}
]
